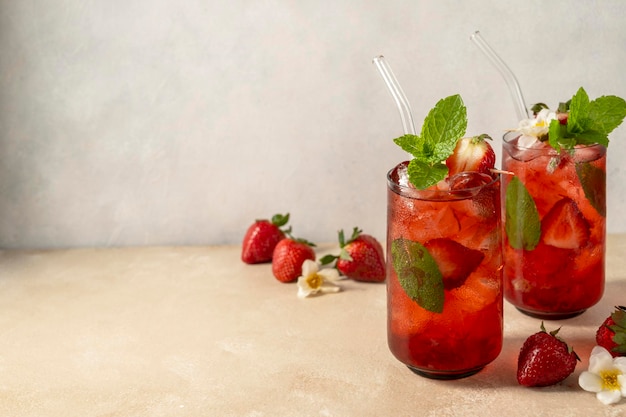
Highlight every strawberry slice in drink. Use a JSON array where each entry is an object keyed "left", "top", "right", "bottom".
[
  {"left": 541, "top": 197, "right": 590, "bottom": 249},
  {"left": 424, "top": 238, "right": 484, "bottom": 290},
  {"left": 446, "top": 135, "right": 496, "bottom": 177}
]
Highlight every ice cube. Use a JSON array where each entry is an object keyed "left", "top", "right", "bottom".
[
  {"left": 447, "top": 172, "right": 494, "bottom": 193},
  {"left": 389, "top": 161, "right": 412, "bottom": 188},
  {"left": 573, "top": 145, "right": 606, "bottom": 164},
  {"left": 505, "top": 134, "right": 554, "bottom": 162}
]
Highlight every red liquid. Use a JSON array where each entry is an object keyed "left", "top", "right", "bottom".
[
  {"left": 501, "top": 134, "right": 606, "bottom": 318},
  {"left": 386, "top": 162, "right": 503, "bottom": 378}
]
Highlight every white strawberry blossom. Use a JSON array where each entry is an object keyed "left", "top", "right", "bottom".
[
  {"left": 296, "top": 260, "right": 342, "bottom": 298},
  {"left": 515, "top": 108, "right": 558, "bottom": 147},
  {"left": 578, "top": 346, "right": 626, "bottom": 405}
]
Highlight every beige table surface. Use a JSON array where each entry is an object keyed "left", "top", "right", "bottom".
[{"left": 1, "top": 236, "right": 625, "bottom": 417}]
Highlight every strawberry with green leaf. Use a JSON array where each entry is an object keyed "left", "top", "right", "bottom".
[
  {"left": 272, "top": 236, "right": 316, "bottom": 283},
  {"left": 320, "top": 228, "right": 385, "bottom": 283},
  {"left": 596, "top": 306, "right": 626, "bottom": 357},
  {"left": 241, "top": 213, "right": 290, "bottom": 264},
  {"left": 517, "top": 322, "right": 579, "bottom": 387}
]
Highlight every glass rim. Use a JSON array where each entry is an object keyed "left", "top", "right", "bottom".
[
  {"left": 503, "top": 131, "right": 607, "bottom": 152},
  {"left": 387, "top": 162, "right": 500, "bottom": 201}
]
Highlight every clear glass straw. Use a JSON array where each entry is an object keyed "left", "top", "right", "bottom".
[
  {"left": 372, "top": 55, "right": 417, "bottom": 135},
  {"left": 470, "top": 31, "right": 529, "bottom": 121}
]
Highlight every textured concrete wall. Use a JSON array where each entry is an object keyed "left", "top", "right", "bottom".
[{"left": 1, "top": 0, "right": 625, "bottom": 248}]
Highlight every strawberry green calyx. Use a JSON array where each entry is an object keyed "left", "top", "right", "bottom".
[
  {"left": 338, "top": 227, "right": 361, "bottom": 261},
  {"left": 290, "top": 236, "right": 316, "bottom": 248},
  {"left": 541, "top": 322, "right": 580, "bottom": 360},
  {"left": 319, "top": 227, "right": 361, "bottom": 265},
  {"left": 270, "top": 213, "right": 290, "bottom": 228},
  {"left": 607, "top": 306, "right": 626, "bottom": 355}
]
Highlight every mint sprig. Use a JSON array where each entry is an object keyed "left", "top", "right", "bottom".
[
  {"left": 393, "top": 94, "right": 467, "bottom": 189},
  {"left": 548, "top": 87, "right": 626, "bottom": 151}
]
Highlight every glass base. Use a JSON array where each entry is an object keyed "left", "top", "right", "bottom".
[
  {"left": 407, "top": 365, "right": 483, "bottom": 380},
  {"left": 515, "top": 307, "right": 586, "bottom": 320}
]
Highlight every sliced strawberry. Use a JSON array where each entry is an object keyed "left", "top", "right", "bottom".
[
  {"left": 424, "top": 238, "right": 484, "bottom": 290},
  {"left": 445, "top": 134, "right": 496, "bottom": 177},
  {"left": 541, "top": 197, "right": 590, "bottom": 249}
]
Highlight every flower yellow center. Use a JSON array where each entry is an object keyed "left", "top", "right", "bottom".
[
  {"left": 306, "top": 273, "right": 323, "bottom": 290},
  {"left": 600, "top": 369, "right": 622, "bottom": 391}
]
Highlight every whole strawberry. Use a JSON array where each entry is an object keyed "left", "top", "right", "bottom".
[
  {"left": 241, "top": 213, "right": 290, "bottom": 264},
  {"left": 596, "top": 306, "right": 626, "bottom": 357},
  {"left": 517, "top": 322, "right": 579, "bottom": 387},
  {"left": 321, "top": 228, "right": 385, "bottom": 282},
  {"left": 445, "top": 134, "right": 496, "bottom": 177},
  {"left": 271, "top": 237, "right": 316, "bottom": 283}
]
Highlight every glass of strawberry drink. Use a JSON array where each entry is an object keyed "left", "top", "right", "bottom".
[
  {"left": 501, "top": 88, "right": 626, "bottom": 319},
  {"left": 385, "top": 94, "right": 503, "bottom": 379}
]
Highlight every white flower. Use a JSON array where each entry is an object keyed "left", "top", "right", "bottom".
[
  {"left": 516, "top": 108, "right": 558, "bottom": 140},
  {"left": 296, "top": 260, "right": 342, "bottom": 298},
  {"left": 578, "top": 346, "right": 626, "bottom": 405}
]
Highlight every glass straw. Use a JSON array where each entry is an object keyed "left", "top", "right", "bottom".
[
  {"left": 372, "top": 55, "right": 417, "bottom": 135},
  {"left": 470, "top": 31, "right": 529, "bottom": 121}
]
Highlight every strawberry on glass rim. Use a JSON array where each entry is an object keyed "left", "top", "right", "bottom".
[{"left": 446, "top": 134, "right": 496, "bottom": 178}]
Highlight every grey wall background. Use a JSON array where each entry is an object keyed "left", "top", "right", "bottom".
[{"left": 1, "top": 0, "right": 625, "bottom": 249}]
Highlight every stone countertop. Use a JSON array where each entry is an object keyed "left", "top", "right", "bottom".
[{"left": 1, "top": 236, "right": 625, "bottom": 417}]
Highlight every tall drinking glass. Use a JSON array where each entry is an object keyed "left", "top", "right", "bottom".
[
  {"left": 386, "top": 162, "right": 503, "bottom": 379},
  {"left": 501, "top": 132, "right": 606, "bottom": 319}
]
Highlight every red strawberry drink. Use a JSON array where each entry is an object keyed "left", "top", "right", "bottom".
[
  {"left": 501, "top": 88, "right": 626, "bottom": 319},
  {"left": 502, "top": 134, "right": 606, "bottom": 318},
  {"left": 385, "top": 95, "right": 503, "bottom": 379}
]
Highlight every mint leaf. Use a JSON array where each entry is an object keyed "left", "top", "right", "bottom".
[
  {"left": 548, "top": 119, "right": 567, "bottom": 151},
  {"left": 550, "top": 87, "right": 626, "bottom": 150},
  {"left": 392, "top": 94, "right": 467, "bottom": 189},
  {"left": 505, "top": 176, "right": 541, "bottom": 251},
  {"left": 406, "top": 159, "right": 448, "bottom": 190},
  {"left": 391, "top": 237, "right": 444, "bottom": 314},
  {"left": 393, "top": 134, "right": 423, "bottom": 157},
  {"left": 587, "top": 95, "right": 626, "bottom": 135},
  {"left": 576, "top": 162, "right": 606, "bottom": 217},
  {"left": 567, "top": 87, "right": 591, "bottom": 134},
  {"left": 574, "top": 130, "right": 609, "bottom": 147},
  {"left": 421, "top": 95, "right": 467, "bottom": 161}
]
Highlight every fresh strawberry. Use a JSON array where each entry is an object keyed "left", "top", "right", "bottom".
[
  {"left": 445, "top": 134, "right": 496, "bottom": 177},
  {"left": 541, "top": 197, "right": 590, "bottom": 249},
  {"left": 423, "top": 238, "right": 484, "bottom": 290},
  {"left": 596, "top": 306, "right": 626, "bottom": 357},
  {"left": 517, "top": 322, "right": 579, "bottom": 387},
  {"left": 329, "top": 228, "right": 385, "bottom": 282},
  {"left": 241, "top": 213, "right": 290, "bottom": 264},
  {"left": 271, "top": 237, "right": 316, "bottom": 283}
]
